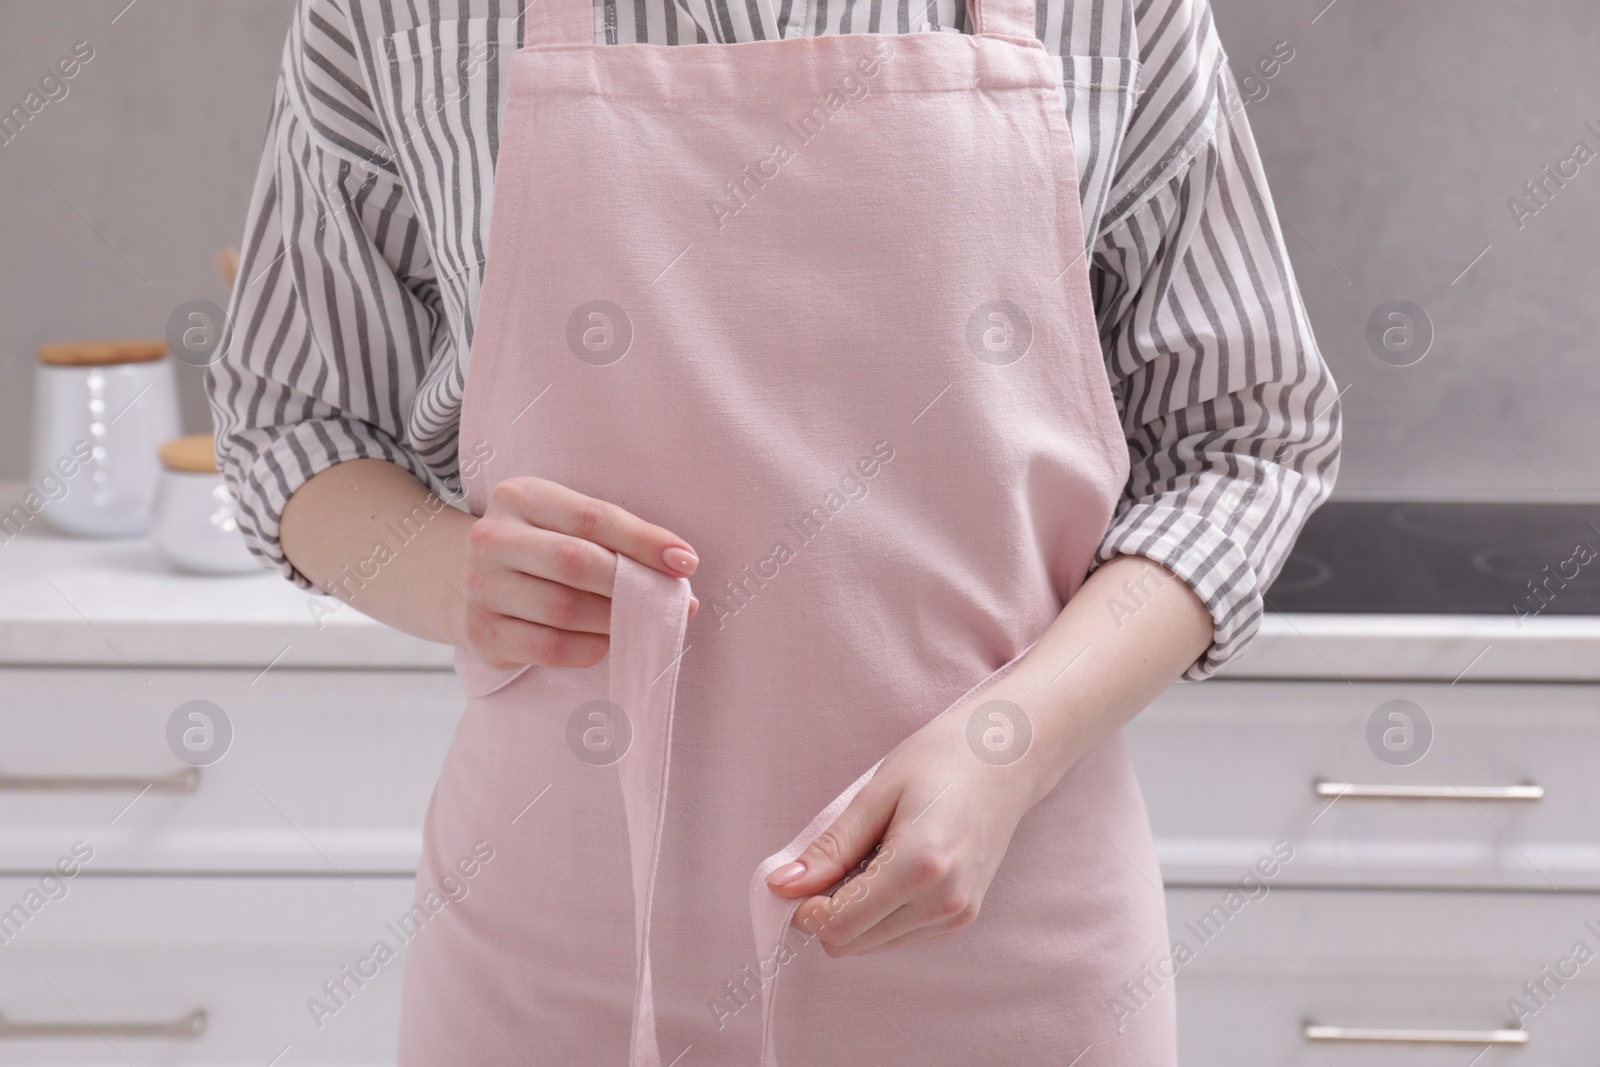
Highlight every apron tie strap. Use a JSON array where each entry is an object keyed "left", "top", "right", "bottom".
[
  {"left": 611, "top": 553, "right": 1036, "bottom": 1066},
  {"left": 610, "top": 556, "right": 694, "bottom": 1067}
]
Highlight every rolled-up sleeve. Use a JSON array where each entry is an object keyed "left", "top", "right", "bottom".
[
  {"left": 1089, "top": 18, "right": 1343, "bottom": 680},
  {"left": 206, "top": 5, "right": 441, "bottom": 588}
]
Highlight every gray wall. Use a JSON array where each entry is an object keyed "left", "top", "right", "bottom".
[
  {"left": 1210, "top": 0, "right": 1600, "bottom": 497},
  {"left": 2, "top": 0, "right": 1596, "bottom": 495},
  {"left": 0, "top": 0, "right": 286, "bottom": 459}
]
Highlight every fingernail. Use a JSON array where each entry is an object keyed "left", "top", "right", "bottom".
[
  {"left": 768, "top": 861, "right": 806, "bottom": 887},
  {"left": 688, "top": 595, "right": 700, "bottom": 617},
  {"left": 662, "top": 546, "right": 698, "bottom": 574}
]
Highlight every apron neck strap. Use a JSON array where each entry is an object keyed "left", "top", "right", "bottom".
[
  {"left": 969, "top": 0, "right": 1036, "bottom": 40},
  {"left": 525, "top": 0, "right": 597, "bottom": 48},
  {"left": 525, "top": 0, "right": 1037, "bottom": 47}
]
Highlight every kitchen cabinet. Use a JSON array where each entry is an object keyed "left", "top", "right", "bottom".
[
  {"left": 1128, "top": 680, "right": 1600, "bottom": 890},
  {"left": 1, "top": 668, "right": 461, "bottom": 874},
  {"left": 0, "top": 876, "right": 416, "bottom": 1065},
  {"left": 1125, "top": 616, "right": 1600, "bottom": 1066},
  {"left": 0, "top": 529, "right": 456, "bottom": 1066},
  {"left": 1162, "top": 887, "right": 1600, "bottom": 1065}
]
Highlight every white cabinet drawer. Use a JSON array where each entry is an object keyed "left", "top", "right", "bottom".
[
  {"left": 1, "top": 669, "right": 462, "bottom": 873},
  {"left": 1164, "top": 887, "right": 1598, "bottom": 1066},
  {"left": 0, "top": 875, "right": 415, "bottom": 1065},
  {"left": 1126, "top": 681, "right": 1600, "bottom": 889}
]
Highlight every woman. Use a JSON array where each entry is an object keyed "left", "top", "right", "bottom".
[{"left": 210, "top": 0, "right": 1339, "bottom": 1062}]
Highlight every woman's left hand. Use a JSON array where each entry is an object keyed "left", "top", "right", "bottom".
[
  {"left": 765, "top": 697, "right": 1049, "bottom": 957},
  {"left": 764, "top": 554, "right": 1214, "bottom": 958}
]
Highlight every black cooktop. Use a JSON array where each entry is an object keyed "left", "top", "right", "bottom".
[{"left": 1264, "top": 502, "right": 1600, "bottom": 616}]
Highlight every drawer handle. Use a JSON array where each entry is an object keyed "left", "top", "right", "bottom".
[
  {"left": 0, "top": 768, "right": 201, "bottom": 793},
  {"left": 1304, "top": 1023, "right": 1527, "bottom": 1046},
  {"left": 1315, "top": 781, "right": 1543, "bottom": 801},
  {"left": 0, "top": 1007, "right": 206, "bottom": 1040}
]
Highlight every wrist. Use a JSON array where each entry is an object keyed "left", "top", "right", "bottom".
[
  {"left": 433, "top": 511, "right": 477, "bottom": 648},
  {"left": 956, "top": 678, "right": 1081, "bottom": 811},
  {"left": 982, "top": 644, "right": 1116, "bottom": 803}
]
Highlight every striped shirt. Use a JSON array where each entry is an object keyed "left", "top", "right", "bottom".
[{"left": 207, "top": 0, "right": 1341, "bottom": 680}]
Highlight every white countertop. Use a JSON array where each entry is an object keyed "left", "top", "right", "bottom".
[
  {"left": 2, "top": 511, "right": 1597, "bottom": 681},
  {"left": 1218, "top": 611, "right": 1600, "bottom": 683},
  {"left": 0, "top": 520, "right": 455, "bottom": 671}
]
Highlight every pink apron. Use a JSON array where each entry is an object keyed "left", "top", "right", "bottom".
[{"left": 396, "top": 0, "right": 1176, "bottom": 1060}]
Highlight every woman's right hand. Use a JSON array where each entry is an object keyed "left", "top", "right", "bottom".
[{"left": 459, "top": 477, "right": 700, "bottom": 670}]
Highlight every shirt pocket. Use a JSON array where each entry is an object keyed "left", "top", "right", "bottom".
[
  {"left": 1057, "top": 54, "right": 1143, "bottom": 246},
  {"left": 367, "top": 17, "right": 520, "bottom": 346}
]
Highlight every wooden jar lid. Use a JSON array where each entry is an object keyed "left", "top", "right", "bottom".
[
  {"left": 38, "top": 339, "right": 169, "bottom": 366},
  {"left": 159, "top": 434, "right": 219, "bottom": 474}
]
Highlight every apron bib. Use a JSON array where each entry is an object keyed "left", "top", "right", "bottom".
[{"left": 397, "top": 0, "right": 1176, "bottom": 1061}]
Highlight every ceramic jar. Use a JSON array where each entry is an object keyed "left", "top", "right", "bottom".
[
  {"left": 149, "top": 434, "right": 259, "bottom": 574},
  {"left": 31, "top": 339, "right": 181, "bottom": 536}
]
